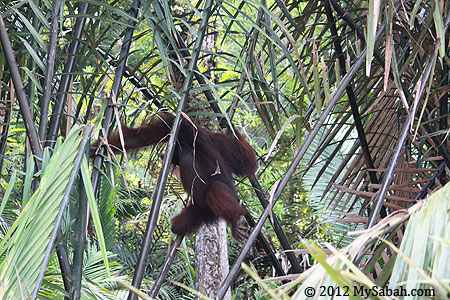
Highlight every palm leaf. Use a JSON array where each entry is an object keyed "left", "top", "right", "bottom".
[
  {"left": 0, "top": 126, "right": 83, "bottom": 299},
  {"left": 388, "top": 182, "right": 450, "bottom": 298}
]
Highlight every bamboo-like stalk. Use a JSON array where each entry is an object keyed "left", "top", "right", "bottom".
[
  {"left": 204, "top": 3, "right": 301, "bottom": 272},
  {"left": 366, "top": 42, "right": 441, "bottom": 229},
  {"left": 30, "top": 3, "right": 90, "bottom": 293},
  {"left": 160, "top": 4, "right": 301, "bottom": 274},
  {"left": 439, "top": 43, "right": 448, "bottom": 131},
  {"left": 39, "top": 0, "right": 63, "bottom": 141},
  {"left": 216, "top": 20, "right": 387, "bottom": 300},
  {"left": 55, "top": 231, "right": 72, "bottom": 298},
  {"left": 323, "top": 0, "right": 386, "bottom": 219},
  {"left": 148, "top": 235, "right": 184, "bottom": 298},
  {"left": 171, "top": 25, "right": 222, "bottom": 115},
  {"left": 210, "top": 29, "right": 302, "bottom": 274},
  {"left": 0, "top": 90, "right": 12, "bottom": 176},
  {"left": 413, "top": 162, "right": 446, "bottom": 201},
  {"left": 70, "top": 155, "right": 91, "bottom": 300},
  {"left": 329, "top": 0, "right": 393, "bottom": 80},
  {"left": 127, "top": 1, "right": 215, "bottom": 299},
  {"left": 0, "top": 15, "right": 43, "bottom": 162},
  {"left": 31, "top": 127, "right": 92, "bottom": 300},
  {"left": 326, "top": 0, "right": 450, "bottom": 225},
  {"left": 324, "top": 1, "right": 378, "bottom": 184},
  {"left": 143, "top": 10, "right": 290, "bottom": 295},
  {"left": 205, "top": 20, "right": 302, "bottom": 273},
  {"left": 91, "top": 0, "right": 141, "bottom": 193},
  {"left": 248, "top": 177, "right": 302, "bottom": 273},
  {"left": 242, "top": 208, "right": 286, "bottom": 276},
  {"left": 150, "top": 2, "right": 296, "bottom": 280},
  {"left": 45, "top": 2, "right": 89, "bottom": 148},
  {"left": 364, "top": 11, "right": 450, "bottom": 227},
  {"left": 95, "top": 48, "right": 162, "bottom": 106}
]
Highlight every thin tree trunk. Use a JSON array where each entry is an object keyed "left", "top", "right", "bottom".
[
  {"left": 195, "top": 220, "right": 231, "bottom": 299},
  {"left": 195, "top": 19, "right": 231, "bottom": 299}
]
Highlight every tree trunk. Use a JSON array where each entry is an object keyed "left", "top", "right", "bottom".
[
  {"left": 195, "top": 220, "right": 231, "bottom": 299},
  {"left": 195, "top": 16, "right": 230, "bottom": 300}
]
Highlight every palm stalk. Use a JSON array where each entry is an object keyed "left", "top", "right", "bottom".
[
  {"left": 216, "top": 13, "right": 387, "bottom": 299},
  {"left": 127, "top": 1, "right": 215, "bottom": 298},
  {"left": 45, "top": 2, "right": 89, "bottom": 148},
  {"left": 0, "top": 14, "right": 42, "bottom": 161},
  {"left": 39, "top": 0, "right": 62, "bottom": 141},
  {"left": 31, "top": 126, "right": 92, "bottom": 300}
]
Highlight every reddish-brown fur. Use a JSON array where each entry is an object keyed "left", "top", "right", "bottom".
[{"left": 93, "top": 112, "right": 257, "bottom": 240}]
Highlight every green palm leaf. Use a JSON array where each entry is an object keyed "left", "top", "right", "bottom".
[{"left": 0, "top": 126, "right": 83, "bottom": 299}]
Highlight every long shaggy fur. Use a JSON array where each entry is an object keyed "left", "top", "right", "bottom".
[{"left": 92, "top": 112, "right": 257, "bottom": 239}]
